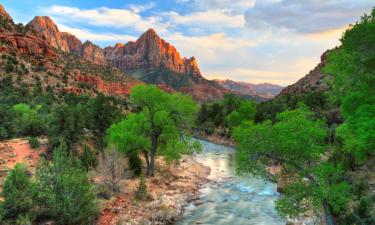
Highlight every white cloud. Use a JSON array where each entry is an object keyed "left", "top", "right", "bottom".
[
  {"left": 177, "top": 0, "right": 256, "bottom": 13},
  {"left": 245, "top": 0, "right": 373, "bottom": 33},
  {"left": 40, "top": 5, "right": 167, "bottom": 32},
  {"left": 165, "top": 10, "right": 245, "bottom": 29},
  {"left": 58, "top": 24, "right": 137, "bottom": 42}
]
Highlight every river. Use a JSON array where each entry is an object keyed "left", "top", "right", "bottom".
[{"left": 176, "top": 140, "right": 285, "bottom": 225}]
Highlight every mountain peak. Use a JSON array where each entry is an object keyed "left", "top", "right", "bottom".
[
  {"left": 28, "top": 16, "right": 72, "bottom": 51},
  {"left": 0, "top": 4, "right": 13, "bottom": 22}
]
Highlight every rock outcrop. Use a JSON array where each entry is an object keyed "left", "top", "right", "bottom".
[
  {"left": 81, "top": 41, "right": 106, "bottom": 65},
  {"left": 60, "top": 32, "right": 82, "bottom": 54},
  {"left": 104, "top": 29, "right": 201, "bottom": 76}
]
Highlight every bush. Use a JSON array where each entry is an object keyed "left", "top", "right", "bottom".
[
  {"left": 80, "top": 144, "right": 97, "bottom": 171},
  {"left": 135, "top": 176, "right": 149, "bottom": 201},
  {"left": 1, "top": 164, "right": 34, "bottom": 222},
  {"left": 127, "top": 151, "right": 142, "bottom": 177},
  {"left": 28, "top": 137, "right": 40, "bottom": 149}
]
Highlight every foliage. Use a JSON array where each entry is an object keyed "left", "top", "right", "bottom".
[
  {"left": 197, "top": 93, "right": 254, "bottom": 135},
  {"left": 234, "top": 105, "right": 351, "bottom": 220},
  {"left": 11, "top": 103, "right": 45, "bottom": 137},
  {"left": 0, "top": 164, "right": 34, "bottom": 222},
  {"left": 80, "top": 144, "right": 97, "bottom": 171},
  {"left": 88, "top": 93, "right": 122, "bottom": 148},
  {"left": 28, "top": 137, "right": 40, "bottom": 149},
  {"left": 34, "top": 143, "right": 97, "bottom": 224},
  {"left": 107, "top": 85, "right": 200, "bottom": 176},
  {"left": 47, "top": 104, "right": 86, "bottom": 152},
  {"left": 323, "top": 8, "right": 375, "bottom": 164},
  {"left": 226, "top": 100, "right": 256, "bottom": 128},
  {"left": 135, "top": 175, "right": 149, "bottom": 201}
]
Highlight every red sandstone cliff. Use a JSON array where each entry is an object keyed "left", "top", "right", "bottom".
[
  {"left": 104, "top": 29, "right": 201, "bottom": 76},
  {"left": 28, "top": 16, "right": 105, "bottom": 65}
]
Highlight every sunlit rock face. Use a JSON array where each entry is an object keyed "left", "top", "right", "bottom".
[
  {"left": 104, "top": 29, "right": 201, "bottom": 76},
  {"left": 0, "top": 4, "right": 13, "bottom": 22}
]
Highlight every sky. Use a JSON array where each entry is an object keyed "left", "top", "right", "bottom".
[{"left": 2, "top": 0, "right": 374, "bottom": 86}]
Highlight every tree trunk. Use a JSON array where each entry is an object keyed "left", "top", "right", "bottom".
[
  {"left": 146, "top": 135, "right": 158, "bottom": 177},
  {"left": 323, "top": 200, "right": 336, "bottom": 225},
  {"left": 143, "top": 151, "right": 150, "bottom": 175}
]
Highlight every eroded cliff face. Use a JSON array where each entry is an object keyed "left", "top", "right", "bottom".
[
  {"left": 28, "top": 16, "right": 71, "bottom": 52},
  {"left": 104, "top": 29, "right": 201, "bottom": 76},
  {"left": 28, "top": 16, "right": 105, "bottom": 65},
  {"left": 81, "top": 41, "right": 106, "bottom": 65}
]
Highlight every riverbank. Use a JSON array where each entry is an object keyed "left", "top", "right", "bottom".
[{"left": 97, "top": 155, "right": 210, "bottom": 225}]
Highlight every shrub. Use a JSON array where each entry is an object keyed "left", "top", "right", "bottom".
[
  {"left": 1, "top": 164, "right": 34, "bottom": 222},
  {"left": 80, "top": 144, "right": 97, "bottom": 171},
  {"left": 135, "top": 175, "right": 149, "bottom": 201},
  {"left": 28, "top": 137, "right": 40, "bottom": 149}
]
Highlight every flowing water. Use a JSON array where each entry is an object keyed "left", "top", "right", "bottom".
[{"left": 176, "top": 140, "right": 285, "bottom": 225}]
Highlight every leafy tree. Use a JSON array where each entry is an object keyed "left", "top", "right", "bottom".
[
  {"left": 323, "top": 8, "right": 375, "bottom": 164},
  {"left": 34, "top": 143, "right": 97, "bottom": 224},
  {"left": 226, "top": 100, "right": 256, "bottom": 128},
  {"left": 0, "top": 164, "right": 34, "bottom": 222},
  {"left": 80, "top": 144, "right": 97, "bottom": 171},
  {"left": 107, "top": 85, "right": 200, "bottom": 176},
  {"left": 11, "top": 103, "right": 44, "bottom": 137},
  {"left": 48, "top": 104, "right": 86, "bottom": 152},
  {"left": 234, "top": 105, "right": 349, "bottom": 225},
  {"left": 88, "top": 93, "right": 122, "bottom": 149}
]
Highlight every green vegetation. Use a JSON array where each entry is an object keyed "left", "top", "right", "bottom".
[
  {"left": 0, "top": 143, "right": 97, "bottom": 225},
  {"left": 28, "top": 137, "right": 40, "bottom": 149},
  {"left": 106, "top": 85, "right": 200, "bottom": 176},
  {"left": 197, "top": 93, "right": 254, "bottom": 135}
]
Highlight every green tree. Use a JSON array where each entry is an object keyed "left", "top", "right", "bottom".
[
  {"left": 0, "top": 164, "right": 34, "bottom": 222},
  {"left": 323, "top": 8, "right": 375, "bottom": 164},
  {"left": 11, "top": 103, "right": 44, "bottom": 137},
  {"left": 48, "top": 104, "right": 86, "bottom": 153},
  {"left": 80, "top": 144, "right": 97, "bottom": 171},
  {"left": 34, "top": 143, "right": 97, "bottom": 224},
  {"left": 226, "top": 100, "right": 256, "bottom": 128},
  {"left": 88, "top": 93, "right": 122, "bottom": 149},
  {"left": 234, "top": 105, "right": 349, "bottom": 225},
  {"left": 106, "top": 85, "right": 200, "bottom": 176}
]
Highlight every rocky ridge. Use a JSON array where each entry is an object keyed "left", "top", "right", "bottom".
[{"left": 279, "top": 51, "right": 333, "bottom": 96}]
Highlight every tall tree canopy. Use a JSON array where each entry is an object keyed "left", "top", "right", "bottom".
[
  {"left": 234, "top": 105, "right": 350, "bottom": 225},
  {"left": 106, "top": 85, "right": 200, "bottom": 176},
  {"left": 323, "top": 8, "right": 375, "bottom": 164}
]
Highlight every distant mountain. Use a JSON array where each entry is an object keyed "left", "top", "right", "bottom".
[{"left": 214, "top": 79, "right": 283, "bottom": 100}]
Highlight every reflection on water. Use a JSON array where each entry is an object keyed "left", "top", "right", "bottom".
[{"left": 176, "top": 140, "right": 285, "bottom": 225}]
